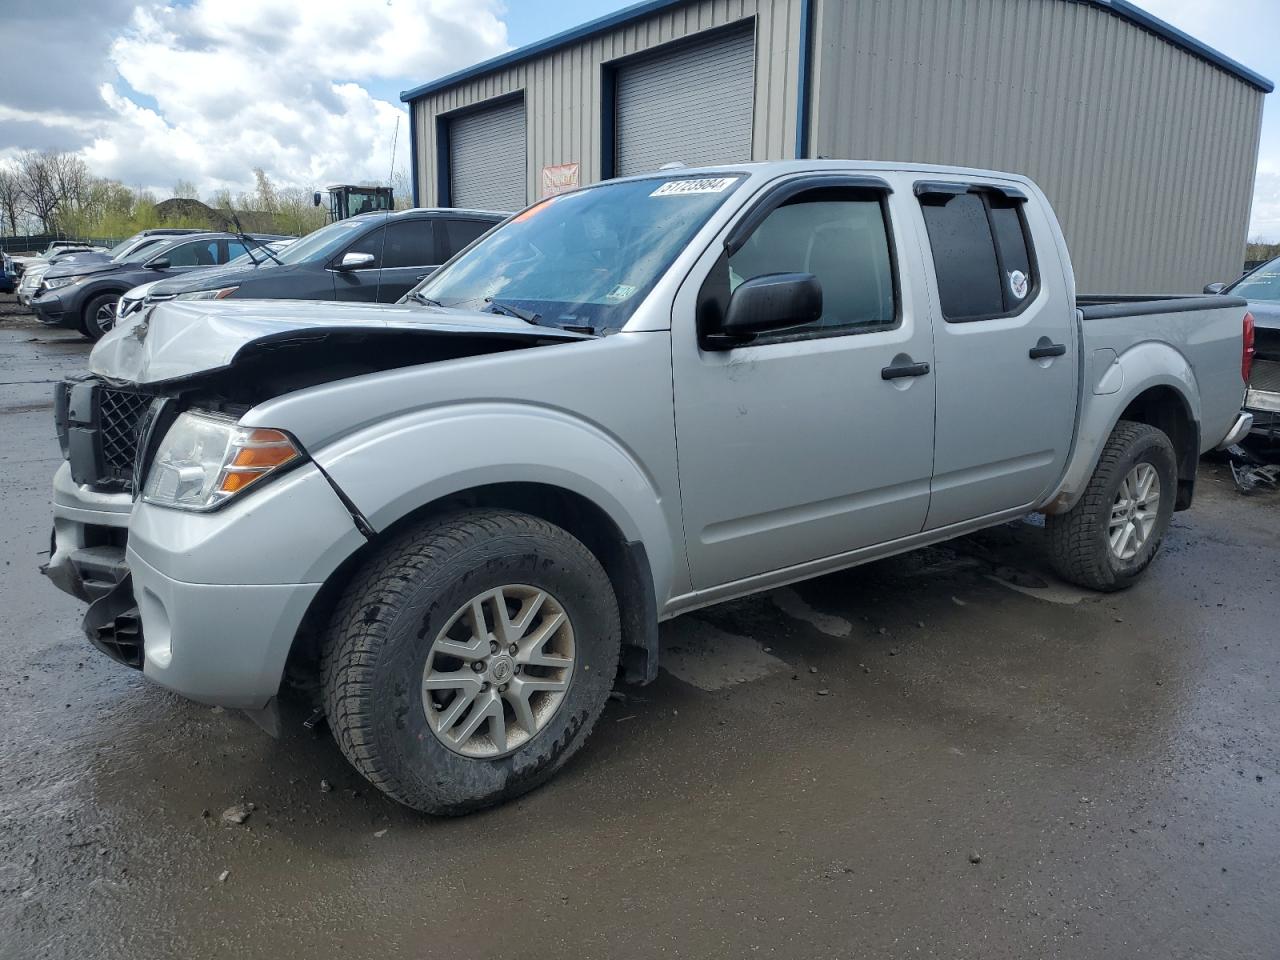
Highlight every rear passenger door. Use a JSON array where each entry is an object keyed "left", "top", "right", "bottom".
[
  {"left": 376, "top": 219, "right": 437, "bottom": 302},
  {"left": 672, "top": 177, "right": 937, "bottom": 590},
  {"left": 914, "top": 181, "right": 1077, "bottom": 528},
  {"left": 437, "top": 217, "right": 493, "bottom": 263}
]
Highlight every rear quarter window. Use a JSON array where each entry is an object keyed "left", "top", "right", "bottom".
[{"left": 918, "top": 187, "right": 1038, "bottom": 322}]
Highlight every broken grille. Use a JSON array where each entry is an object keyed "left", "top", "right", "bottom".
[{"left": 99, "top": 388, "right": 152, "bottom": 486}]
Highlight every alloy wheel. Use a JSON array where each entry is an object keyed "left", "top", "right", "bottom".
[
  {"left": 421, "top": 585, "right": 575, "bottom": 758},
  {"left": 1108, "top": 463, "right": 1161, "bottom": 561}
]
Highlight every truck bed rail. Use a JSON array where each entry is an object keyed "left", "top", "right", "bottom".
[{"left": 1077, "top": 294, "right": 1248, "bottom": 320}]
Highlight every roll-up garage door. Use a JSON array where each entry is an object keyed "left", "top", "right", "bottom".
[
  {"left": 615, "top": 24, "right": 755, "bottom": 177},
  {"left": 448, "top": 98, "right": 527, "bottom": 211}
]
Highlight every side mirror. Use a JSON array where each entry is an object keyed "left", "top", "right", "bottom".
[
  {"left": 336, "top": 251, "right": 375, "bottom": 271},
  {"left": 147, "top": 258, "right": 171, "bottom": 270},
  {"left": 1203, "top": 282, "right": 1227, "bottom": 295},
  {"left": 717, "top": 273, "right": 823, "bottom": 342},
  {"left": 313, "top": 192, "right": 322, "bottom": 208}
]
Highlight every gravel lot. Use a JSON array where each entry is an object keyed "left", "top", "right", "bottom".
[{"left": 1, "top": 292, "right": 1277, "bottom": 959}]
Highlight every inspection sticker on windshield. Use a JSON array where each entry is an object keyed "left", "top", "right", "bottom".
[
  {"left": 650, "top": 177, "right": 737, "bottom": 197},
  {"left": 604, "top": 284, "right": 637, "bottom": 303},
  {"left": 1009, "top": 270, "right": 1029, "bottom": 300}
]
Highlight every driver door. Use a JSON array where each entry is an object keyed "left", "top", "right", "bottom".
[
  {"left": 671, "top": 177, "right": 937, "bottom": 590},
  {"left": 332, "top": 225, "right": 385, "bottom": 302}
]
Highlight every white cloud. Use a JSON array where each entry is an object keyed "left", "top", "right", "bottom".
[
  {"left": 1249, "top": 171, "right": 1280, "bottom": 244},
  {"left": 70, "top": 0, "right": 510, "bottom": 199}
]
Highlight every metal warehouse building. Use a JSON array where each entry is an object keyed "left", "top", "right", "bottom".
[{"left": 401, "top": 0, "right": 1271, "bottom": 293}]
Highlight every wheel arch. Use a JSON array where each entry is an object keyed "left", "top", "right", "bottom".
[
  {"left": 1115, "top": 385, "right": 1199, "bottom": 509},
  {"left": 1044, "top": 343, "right": 1201, "bottom": 515},
  {"left": 285, "top": 480, "right": 661, "bottom": 701}
]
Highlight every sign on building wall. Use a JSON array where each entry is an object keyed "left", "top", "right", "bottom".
[{"left": 541, "top": 162, "right": 580, "bottom": 198}]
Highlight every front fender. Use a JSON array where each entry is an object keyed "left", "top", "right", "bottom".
[
  {"left": 1043, "top": 340, "right": 1200, "bottom": 513},
  {"left": 310, "top": 402, "right": 679, "bottom": 606}
]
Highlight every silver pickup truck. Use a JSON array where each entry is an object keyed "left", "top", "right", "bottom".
[{"left": 44, "top": 161, "right": 1254, "bottom": 814}]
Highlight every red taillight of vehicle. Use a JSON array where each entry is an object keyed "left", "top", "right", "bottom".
[{"left": 1242, "top": 312, "right": 1255, "bottom": 383}]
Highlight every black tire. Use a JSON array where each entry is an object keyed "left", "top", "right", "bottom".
[
  {"left": 1046, "top": 420, "right": 1177, "bottom": 592},
  {"left": 80, "top": 292, "right": 119, "bottom": 340},
  {"left": 321, "top": 510, "right": 621, "bottom": 815}
]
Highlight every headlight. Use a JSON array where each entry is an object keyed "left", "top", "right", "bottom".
[
  {"left": 173, "top": 286, "right": 239, "bottom": 301},
  {"left": 142, "top": 411, "right": 302, "bottom": 512},
  {"left": 44, "top": 275, "right": 86, "bottom": 291}
]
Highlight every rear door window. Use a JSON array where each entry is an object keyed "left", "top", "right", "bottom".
[
  {"left": 162, "top": 240, "right": 219, "bottom": 267},
  {"left": 438, "top": 219, "right": 492, "bottom": 261},
  {"left": 918, "top": 187, "right": 1037, "bottom": 322},
  {"left": 382, "top": 220, "right": 435, "bottom": 268}
]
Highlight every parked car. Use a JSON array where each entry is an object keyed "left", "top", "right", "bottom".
[
  {"left": 136, "top": 208, "right": 504, "bottom": 311},
  {"left": 52, "top": 228, "right": 205, "bottom": 271},
  {"left": 114, "top": 239, "right": 297, "bottom": 327},
  {"left": 32, "top": 231, "right": 288, "bottom": 339},
  {"left": 0, "top": 253, "right": 14, "bottom": 294},
  {"left": 1207, "top": 259, "right": 1280, "bottom": 440},
  {"left": 16, "top": 260, "right": 52, "bottom": 306},
  {"left": 45, "top": 161, "right": 1253, "bottom": 814}
]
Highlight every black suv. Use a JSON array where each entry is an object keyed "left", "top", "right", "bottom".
[
  {"left": 138, "top": 208, "right": 505, "bottom": 314},
  {"left": 34, "top": 232, "right": 288, "bottom": 339}
]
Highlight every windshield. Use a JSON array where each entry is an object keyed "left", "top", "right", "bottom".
[
  {"left": 227, "top": 239, "right": 293, "bottom": 267},
  {"left": 275, "top": 217, "right": 375, "bottom": 265},
  {"left": 119, "top": 237, "right": 170, "bottom": 263},
  {"left": 107, "top": 232, "right": 147, "bottom": 258},
  {"left": 410, "top": 175, "right": 743, "bottom": 332},
  {"left": 1229, "top": 258, "right": 1280, "bottom": 302}
]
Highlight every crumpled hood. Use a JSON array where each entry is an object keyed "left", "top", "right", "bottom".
[{"left": 89, "top": 298, "right": 593, "bottom": 386}]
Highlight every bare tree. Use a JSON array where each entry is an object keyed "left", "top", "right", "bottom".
[
  {"left": 47, "top": 153, "right": 92, "bottom": 219},
  {"left": 253, "top": 168, "right": 278, "bottom": 214},
  {"left": 15, "top": 151, "right": 60, "bottom": 232},
  {"left": 276, "top": 187, "right": 326, "bottom": 236},
  {"left": 0, "top": 167, "right": 23, "bottom": 236}
]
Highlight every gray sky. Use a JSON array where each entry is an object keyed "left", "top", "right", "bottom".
[{"left": 0, "top": 0, "right": 1275, "bottom": 239}]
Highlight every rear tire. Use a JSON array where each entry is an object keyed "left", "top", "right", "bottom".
[
  {"left": 1046, "top": 420, "right": 1177, "bottom": 591},
  {"left": 80, "top": 292, "right": 119, "bottom": 340},
  {"left": 321, "top": 510, "right": 621, "bottom": 815}
]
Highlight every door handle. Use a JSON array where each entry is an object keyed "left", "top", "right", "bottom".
[
  {"left": 1029, "top": 342, "right": 1067, "bottom": 359},
  {"left": 881, "top": 360, "right": 931, "bottom": 380}
]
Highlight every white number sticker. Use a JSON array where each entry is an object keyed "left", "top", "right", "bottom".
[{"left": 649, "top": 177, "right": 738, "bottom": 197}]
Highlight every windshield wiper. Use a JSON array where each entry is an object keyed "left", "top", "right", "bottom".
[
  {"left": 410, "top": 290, "right": 444, "bottom": 307},
  {"left": 223, "top": 209, "right": 260, "bottom": 266},
  {"left": 484, "top": 298, "right": 541, "bottom": 325}
]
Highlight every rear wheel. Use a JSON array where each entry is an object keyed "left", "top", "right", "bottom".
[
  {"left": 321, "top": 510, "right": 621, "bottom": 815},
  {"left": 1046, "top": 420, "right": 1177, "bottom": 591},
  {"left": 80, "top": 292, "right": 119, "bottom": 340}
]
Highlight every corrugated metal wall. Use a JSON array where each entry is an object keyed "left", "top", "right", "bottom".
[
  {"left": 811, "top": 0, "right": 1265, "bottom": 294},
  {"left": 409, "top": 0, "right": 806, "bottom": 208}
]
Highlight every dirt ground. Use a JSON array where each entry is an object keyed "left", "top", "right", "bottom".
[{"left": 1, "top": 293, "right": 1277, "bottom": 959}]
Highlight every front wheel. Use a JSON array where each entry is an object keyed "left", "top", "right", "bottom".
[
  {"left": 80, "top": 292, "right": 120, "bottom": 340},
  {"left": 321, "top": 510, "right": 621, "bottom": 815},
  {"left": 1046, "top": 420, "right": 1177, "bottom": 591}
]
